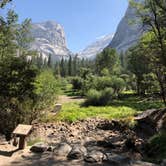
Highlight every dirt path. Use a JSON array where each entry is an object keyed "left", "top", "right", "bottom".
[{"left": 57, "top": 95, "right": 85, "bottom": 104}]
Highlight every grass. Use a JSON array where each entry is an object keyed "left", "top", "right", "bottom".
[
  {"left": 40, "top": 94, "right": 164, "bottom": 124},
  {"left": 27, "top": 137, "right": 43, "bottom": 146}
]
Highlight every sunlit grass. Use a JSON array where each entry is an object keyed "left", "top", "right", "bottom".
[{"left": 40, "top": 95, "right": 164, "bottom": 123}]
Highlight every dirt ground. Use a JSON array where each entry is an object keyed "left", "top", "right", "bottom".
[{"left": 57, "top": 95, "right": 85, "bottom": 104}]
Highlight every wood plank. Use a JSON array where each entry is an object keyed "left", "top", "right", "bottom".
[{"left": 13, "top": 124, "right": 32, "bottom": 136}]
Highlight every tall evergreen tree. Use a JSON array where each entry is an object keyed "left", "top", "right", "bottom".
[{"left": 68, "top": 55, "right": 72, "bottom": 76}]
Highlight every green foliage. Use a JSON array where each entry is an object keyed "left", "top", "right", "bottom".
[
  {"left": 70, "top": 77, "right": 83, "bottom": 91},
  {"left": 95, "top": 77, "right": 112, "bottom": 90},
  {"left": 0, "top": 57, "right": 38, "bottom": 138},
  {"left": 86, "top": 89, "right": 102, "bottom": 106},
  {"left": 85, "top": 88, "right": 114, "bottom": 106},
  {"left": 145, "top": 132, "right": 166, "bottom": 163},
  {"left": 0, "top": 0, "right": 12, "bottom": 8},
  {"left": 96, "top": 48, "right": 120, "bottom": 75},
  {"left": 111, "top": 76, "right": 126, "bottom": 96},
  {"left": 130, "top": 0, "right": 166, "bottom": 104},
  {"left": 33, "top": 69, "right": 60, "bottom": 109},
  {"left": 41, "top": 95, "right": 164, "bottom": 124},
  {"left": 27, "top": 137, "right": 44, "bottom": 146},
  {"left": 42, "top": 102, "right": 137, "bottom": 123}
]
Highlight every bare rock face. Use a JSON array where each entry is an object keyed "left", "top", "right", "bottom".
[
  {"left": 108, "top": 0, "right": 144, "bottom": 53},
  {"left": 79, "top": 34, "right": 114, "bottom": 59},
  {"left": 135, "top": 108, "right": 166, "bottom": 137},
  {"left": 31, "top": 21, "right": 71, "bottom": 63}
]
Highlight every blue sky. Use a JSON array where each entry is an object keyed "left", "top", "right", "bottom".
[{"left": 6, "top": 0, "right": 128, "bottom": 52}]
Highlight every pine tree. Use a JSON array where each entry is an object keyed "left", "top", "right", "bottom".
[
  {"left": 60, "top": 57, "right": 66, "bottom": 77},
  {"left": 68, "top": 55, "right": 72, "bottom": 76},
  {"left": 47, "top": 53, "right": 52, "bottom": 68}
]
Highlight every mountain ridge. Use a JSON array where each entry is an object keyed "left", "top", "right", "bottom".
[{"left": 30, "top": 20, "right": 71, "bottom": 62}]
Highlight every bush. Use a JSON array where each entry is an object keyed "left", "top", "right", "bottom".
[
  {"left": 70, "top": 77, "right": 83, "bottom": 90},
  {"left": 85, "top": 88, "right": 114, "bottom": 106},
  {"left": 100, "top": 88, "right": 114, "bottom": 105},
  {"left": 33, "top": 69, "right": 60, "bottom": 109},
  {"left": 111, "top": 77, "right": 126, "bottom": 96},
  {"left": 86, "top": 89, "right": 101, "bottom": 106},
  {"left": 95, "top": 77, "right": 112, "bottom": 91},
  {"left": 145, "top": 132, "right": 166, "bottom": 163}
]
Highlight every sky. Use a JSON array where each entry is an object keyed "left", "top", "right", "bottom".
[{"left": 5, "top": 0, "right": 128, "bottom": 52}]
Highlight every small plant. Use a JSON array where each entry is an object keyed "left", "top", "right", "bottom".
[
  {"left": 27, "top": 137, "right": 43, "bottom": 146},
  {"left": 145, "top": 132, "right": 166, "bottom": 163}
]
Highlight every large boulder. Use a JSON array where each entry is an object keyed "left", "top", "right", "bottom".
[
  {"left": 135, "top": 108, "right": 166, "bottom": 137},
  {"left": 105, "top": 153, "right": 131, "bottom": 166},
  {"left": 67, "top": 145, "right": 87, "bottom": 160},
  {"left": 84, "top": 150, "right": 106, "bottom": 163},
  {"left": 132, "top": 161, "right": 158, "bottom": 166},
  {"left": 54, "top": 143, "right": 72, "bottom": 157},
  {"left": 30, "top": 142, "right": 48, "bottom": 153}
]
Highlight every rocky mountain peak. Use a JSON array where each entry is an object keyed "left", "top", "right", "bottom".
[
  {"left": 31, "top": 20, "right": 71, "bottom": 62},
  {"left": 108, "top": 0, "right": 144, "bottom": 53},
  {"left": 79, "top": 34, "right": 114, "bottom": 59}
]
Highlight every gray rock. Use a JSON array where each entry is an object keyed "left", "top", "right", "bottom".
[
  {"left": 30, "top": 142, "right": 48, "bottom": 153},
  {"left": 67, "top": 145, "right": 87, "bottom": 160},
  {"left": 31, "top": 21, "right": 71, "bottom": 63},
  {"left": 161, "top": 159, "right": 166, "bottom": 166},
  {"left": 108, "top": 0, "right": 144, "bottom": 53},
  {"left": 106, "top": 153, "right": 131, "bottom": 166},
  {"left": 54, "top": 143, "right": 72, "bottom": 157},
  {"left": 84, "top": 150, "right": 106, "bottom": 163},
  {"left": 132, "top": 161, "right": 158, "bottom": 166},
  {"left": 79, "top": 34, "right": 113, "bottom": 59},
  {"left": 135, "top": 108, "right": 166, "bottom": 136},
  {"left": 52, "top": 104, "right": 62, "bottom": 113}
]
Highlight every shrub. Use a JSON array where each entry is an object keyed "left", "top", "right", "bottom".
[
  {"left": 71, "top": 77, "right": 83, "bottom": 90},
  {"left": 100, "top": 88, "right": 114, "bottom": 105},
  {"left": 86, "top": 89, "right": 101, "bottom": 106},
  {"left": 111, "top": 76, "right": 126, "bottom": 96},
  {"left": 145, "top": 132, "right": 166, "bottom": 163},
  {"left": 33, "top": 69, "right": 60, "bottom": 109},
  {"left": 85, "top": 88, "right": 114, "bottom": 106},
  {"left": 95, "top": 76, "right": 112, "bottom": 91}
]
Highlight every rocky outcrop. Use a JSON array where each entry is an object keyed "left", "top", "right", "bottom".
[
  {"left": 79, "top": 34, "right": 113, "bottom": 59},
  {"left": 30, "top": 142, "right": 48, "bottom": 153},
  {"left": 31, "top": 21, "right": 71, "bottom": 63},
  {"left": 135, "top": 108, "right": 166, "bottom": 137},
  {"left": 108, "top": 0, "right": 144, "bottom": 53}
]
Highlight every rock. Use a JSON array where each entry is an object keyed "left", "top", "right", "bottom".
[
  {"left": 135, "top": 108, "right": 166, "bottom": 137},
  {"left": 54, "top": 143, "right": 72, "bottom": 157},
  {"left": 132, "top": 161, "right": 158, "bottom": 166},
  {"left": 31, "top": 21, "right": 71, "bottom": 63},
  {"left": 52, "top": 104, "right": 62, "bottom": 113},
  {"left": 97, "top": 140, "right": 115, "bottom": 148},
  {"left": 47, "top": 146, "right": 54, "bottom": 152},
  {"left": 30, "top": 142, "right": 48, "bottom": 153},
  {"left": 84, "top": 150, "right": 106, "bottom": 163},
  {"left": 67, "top": 145, "right": 87, "bottom": 160},
  {"left": 105, "top": 153, "right": 131, "bottom": 166},
  {"left": 97, "top": 119, "right": 126, "bottom": 131},
  {"left": 125, "top": 136, "right": 136, "bottom": 151},
  {"left": 79, "top": 34, "right": 113, "bottom": 59},
  {"left": 157, "top": 114, "right": 166, "bottom": 132},
  {"left": 108, "top": 1, "right": 143, "bottom": 53},
  {"left": 161, "top": 159, "right": 166, "bottom": 166}
]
